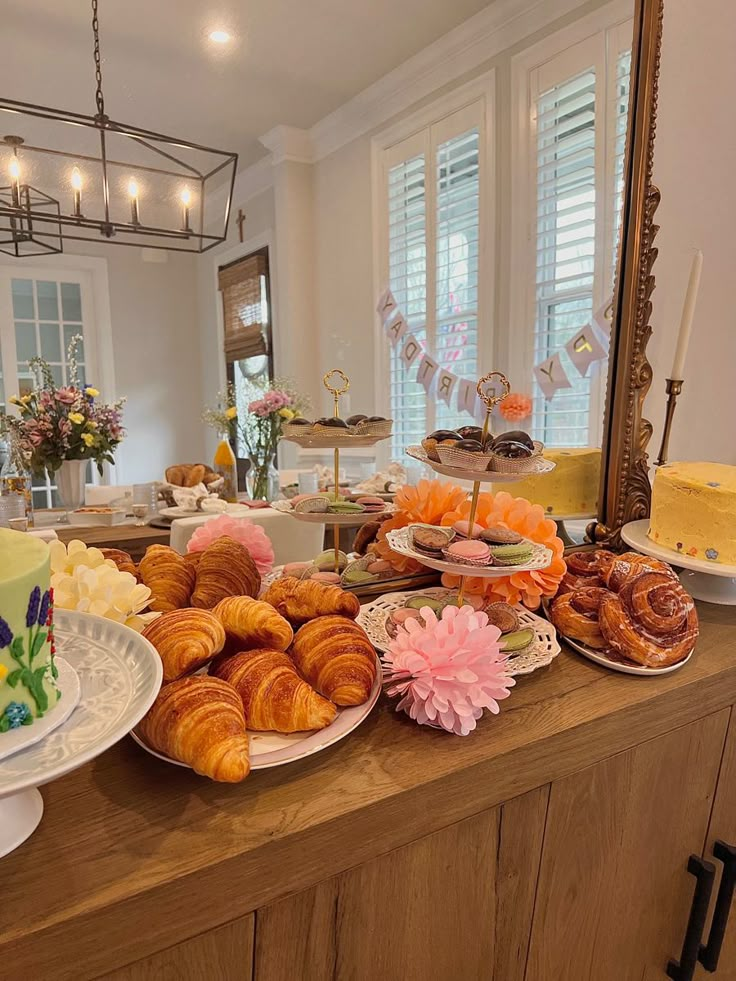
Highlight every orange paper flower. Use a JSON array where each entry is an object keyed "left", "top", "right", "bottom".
[
  {"left": 440, "top": 491, "right": 566, "bottom": 609},
  {"left": 373, "top": 479, "right": 468, "bottom": 573},
  {"left": 499, "top": 392, "right": 533, "bottom": 423}
]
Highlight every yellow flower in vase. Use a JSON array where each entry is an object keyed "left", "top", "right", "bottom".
[
  {"left": 278, "top": 408, "right": 295, "bottom": 420},
  {"left": 68, "top": 412, "right": 85, "bottom": 425},
  {"left": 81, "top": 432, "right": 95, "bottom": 447},
  {"left": 225, "top": 406, "right": 237, "bottom": 420},
  {"left": 84, "top": 387, "right": 100, "bottom": 397}
]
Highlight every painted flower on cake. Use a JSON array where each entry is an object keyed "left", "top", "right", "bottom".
[
  {"left": 1, "top": 701, "right": 32, "bottom": 731},
  {"left": 2, "top": 588, "right": 54, "bottom": 717}
]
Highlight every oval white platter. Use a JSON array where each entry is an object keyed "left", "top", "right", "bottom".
[
  {"left": 130, "top": 653, "right": 382, "bottom": 771},
  {"left": 0, "top": 657, "right": 80, "bottom": 763},
  {"left": 386, "top": 526, "right": 553, "bottom": 577},
  {"left": 357, "top": 588, "right": 560, "bottom": 676},
  {"left": 270, "top": 501, "right": 394, "bottom": 525},
  {"left": 406, "top": 445, "right": 556, "bottom": 483},
  {"left": 160, "top": 503, "right": 253, "bottom": 520},
  {"left": 0, "top": 610, "right": 163, "bottom": 797},
  {"left": 563, "top": 634, "right": 693, "bottom": 677}
]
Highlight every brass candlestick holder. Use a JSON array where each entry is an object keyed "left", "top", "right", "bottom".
[
  {"left": 654, "top": 378, "right": 684, "bottom": 467},
  {"left": 323, "top": 368, "right": 350, "bottom": 573},
  {"left": 457, "top": 371, "right": 511, "bottom": 604}
]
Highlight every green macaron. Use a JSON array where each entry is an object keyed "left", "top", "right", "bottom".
[
  {"left": 489, "top": 541, "right": 534, "bottom": 566},
  {"left": 498, "top": 628, "right": 535, "bottom": 653}
]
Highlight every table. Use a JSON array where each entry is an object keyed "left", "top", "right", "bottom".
[
  {"left": 34, "top": 511, "right": 170, "bottom": 562},
  {"left": 2, "top": 603, "right": 735, "bottom": 979},
  {"left": 169, "top": 509, "right": 324, "bottom": 565}
]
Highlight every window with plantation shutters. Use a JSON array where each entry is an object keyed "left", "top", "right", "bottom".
[
  {"left": 512, "top": 18, "right": 632, "bottom": 448},
  {"left": 383, "top": 100, "right": 486, "bottom": 459},
  {"left": 218, "top": 251, "right": 270, "bottom": 363}
]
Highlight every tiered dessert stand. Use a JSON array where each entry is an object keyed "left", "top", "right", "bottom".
[
  {"left": 622, "top": 518, "right": 736, "bottom": 605},
  {"left": 0, "top": 610, "right": 162, "bottom": 856},
  {"left": 399, "top": 372, "right": 556, "bottom": 606},
  {"left": 277, "top": 369, "right": 394, "bottom": 574}
]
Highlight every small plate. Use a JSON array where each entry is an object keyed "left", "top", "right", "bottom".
[
  {"left": 270, "top": 501, "right": 394, "bottom": 526},
  {"left": 130, "top": 653, "right": 382, "bottom": 771},
  {"left": 563, "top": 635, "right": 693, "bottom": 676},
  {"left": 386, "top": 526, "right": 553, "bottom": 577},
  {"left": 160, "top": 504, "right": 252, "bottom": 520},
  {"left": 406, "top": 445, "right": 556, "bottom": 483}
]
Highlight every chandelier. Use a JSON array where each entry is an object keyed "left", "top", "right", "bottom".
[{"left": 0, "top": 0, "right": 237, "bottom": 257}]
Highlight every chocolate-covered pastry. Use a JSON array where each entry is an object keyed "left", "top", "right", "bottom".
[
  {"left": 421, "top": 429, "right": 461, "bottom": 461},
  {"left": 491, "top": 430, "right": 535, "bottom": 459},
  {"left": 316, "top": 417, "right": 349, "bottom": 429},
  {"left": 456, "top": 426, "right": 485, "bottom": 442},
  {"left": 365, "top": 415, "right": 387, "bottom": 422},
  {"left": 346, "top": 414, "right": 368, "bottom": 426},
  {"left": 288, "top": 417, "right": 312, "bottom": 426},
  {"left": 454, "top": 439, "right": 484, "bottom": 452}
]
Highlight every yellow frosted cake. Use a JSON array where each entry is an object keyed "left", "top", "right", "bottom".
[
  {"left": 492, "top": 447, "right": 601, "bottom": 516},
  {"left": 649, "top": 461, "right": 736, "bottom": 565},
  {"left": 0, "top": 529, "right": 59, "bottom": 733}
]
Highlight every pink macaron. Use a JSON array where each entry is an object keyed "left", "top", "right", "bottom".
[
  {"left": 452, "top": 519, "right": 484, "bottom": 539},
  {"left": 310, "top": 571, "right": 342, "bottom": 585},
  {"left": 283, "top": 562, "right": 310, "bottom": 577},
  {"left": 446, "top": 539, "right": 492, "bottom": 565},
  {"left": 366, "top": 559, "right": 393, "bottom": 575},
  {"left": 356, "top": 495, "right": 387, "bottom": 512}
]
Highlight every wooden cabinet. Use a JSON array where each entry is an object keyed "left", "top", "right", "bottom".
[{"left": 255, "top": 787, "right": 548, "bottom": 981}]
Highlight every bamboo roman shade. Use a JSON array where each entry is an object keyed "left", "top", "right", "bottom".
[{"left": 218, "top": 253, "right": 268, "bottom": 362}]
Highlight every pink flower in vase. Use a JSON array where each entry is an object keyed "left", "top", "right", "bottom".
[{"left": 55, "top": 387, "right": 77, "bottom": 405}]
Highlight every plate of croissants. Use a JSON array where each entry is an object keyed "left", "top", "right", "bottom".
[
  {"left": 548, "top": 549, "right": 699, "bottom": 674},
  {"left": 125, "top": 536, "right": 381, "bottom": 782}
]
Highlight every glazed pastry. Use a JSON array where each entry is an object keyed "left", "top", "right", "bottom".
[
  {"left": 191, "top": 536, "right": 261, "bottom": 609},
  {"left": 485, "top": 602, "right": 520, "bottom": 634},
  {"left": 211, "top": 648, "right": 337, "bottom": 732},
  {"left": 550, "top": 587, "right": 611, "bottom": 649},
  {"left": 421, "top": 429, "right": 461, "bottom": 461},
  {"left": 139, "top": 544, "right": 196, "bottom": 612},
  {"left": 263, "top": 576, "right": 361, "bottom": 625},
  {"left": 346, "top": 414, "right": 368, "bottom": 426},
  {"left": 491, "top": 431, "right": 535, "bottom": 458},
  {"left": 101, "top": 547, "right": 138, "bottom": 578},
  {"left": 603, "top": 551, "right": 678, "bottom": 593},
  {"left": 456, "top": 426, "right": 485, "bottom": 442},
  {"left": 599, "top": 572, "right": 698, "bottom": 668},
  {"left": 137, "top": 676, "right": 250, "bottom": 782},
  {"left": 558, "top": 549, "right": 616, "bottom": 594},
  {"left": 290, "top": 615, "right": 377, "bottom": 706},
  {"left": 142, "top": 608, "right": 226, "bottom": 683},
  {"left": 213, "top": 596, "right": 294, "bottom": 653}
]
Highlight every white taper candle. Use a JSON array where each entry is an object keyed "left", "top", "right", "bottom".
[{"left": 671, "top": 249, "right": 703, "bottom": 379}]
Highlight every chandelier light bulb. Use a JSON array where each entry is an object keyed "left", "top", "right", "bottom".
[
  {"left": 180, "top": 186, "right": 192, "bottom": 232},
  {"left": 180, "top": 187, "right": 191, "bottom": 206},
  {"left": 71, "top": 166, "right": 83, "bottom": 217},
  {"left": 8, "top": 156, "right": 21, "bottom": 208},
  {"left": 8, "top": 158, "right": 20, "bottom": 180},
  {"left": 127, "top": 178, "right": 139, "bottom": 199},
  {"left": 71, "top": 167, "right": 83, "bottom": 191},
  {"left": 127, "top": 177, "right": 140, "bottom": 224},
  {"left": 208, "top": 30, "right": 231, "bottom": 43}
]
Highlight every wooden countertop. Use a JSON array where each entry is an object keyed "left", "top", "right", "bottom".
[
  {"left": 3, "top": 603, "right": 736, "bottom": 978},
  {"left": 53, "top": 521, "right": 170, "bottom": 561}
]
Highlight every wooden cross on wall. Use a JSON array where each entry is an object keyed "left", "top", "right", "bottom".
[{"left": 236, "top": 208, "right": 246, "bottom": 243}]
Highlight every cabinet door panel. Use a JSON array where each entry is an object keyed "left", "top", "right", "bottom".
[
  {"left": 98, "top": 915, "right": 254, "bottom": 980},
  {"left": 526, "top": 709, "right": 728, "bottom": 981},
  {"left": 255, "top": 786, "right": 549, "bottom": 981}
]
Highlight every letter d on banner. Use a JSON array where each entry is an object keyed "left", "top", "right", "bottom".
[{"left": 400, "top": 334, "right": 421, "bottom": 367}]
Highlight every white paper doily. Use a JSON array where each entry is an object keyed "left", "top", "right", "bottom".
[
  {"left": 386, "top": 527, "right": 553, "bottom": 577},
  {"left": 357, "top": 588, "right": 561, "bottom": 676}
]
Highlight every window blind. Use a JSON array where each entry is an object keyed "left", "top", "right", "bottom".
[{"left": 218, "top": 253, "right": 268, "bottom": 362}]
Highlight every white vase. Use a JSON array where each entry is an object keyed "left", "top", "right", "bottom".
[{"left": 55, "top": 460, "right": 87, "bottom": 522}]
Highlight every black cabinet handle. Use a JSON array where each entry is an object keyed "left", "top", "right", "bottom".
[
  {"left": 699, "top": 840, "right": 736, "bottom": 972},
  {"left": 667, "top": 855, "right": 716, "bottom": 981}
]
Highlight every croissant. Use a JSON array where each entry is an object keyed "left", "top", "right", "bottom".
[
  {"left": 142, "top": 608, "right": 226, "bottom": 683},
  {"left": 139, "top": 544, "right": 196, "bottom": 612},
  {"left": 290, "top": 615, "right": 377, "bottom": 706},
  {"left": 137, "top": 675, "right": 250, "bottom": 782},
  {"left": 603, "top": 551, "right": 678, "bottom": 593},
  {"left": 213, "top": 596, "right": 293, "bottom": 653},
  {"left": 101, "top": 547, "right": 138, "bottom": 578},
  {"left": 550, "top": 587, "right": 611, "bottom": 649},
  {"left": 599, "top": 572, "right": 699, "bottom": 668},
  {"left": 263, "top": 576, "right": 360, "bottom": 626},
  {"left": 211, "top": 649, "right": 337, "bottom": 732},
  {"left": 165, "top": 463, "right": 208, "bottom": 487},
  {"left": 191, "top": 536, "right": 261, "bottom": 609}
]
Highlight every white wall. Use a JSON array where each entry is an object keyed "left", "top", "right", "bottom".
[{"left": 646, "top": 0, "right": 736, "bottom": 465}]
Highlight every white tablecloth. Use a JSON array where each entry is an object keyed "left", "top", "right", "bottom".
[{"left": 169, "top": 510, "right": 324, "bottom": 566}]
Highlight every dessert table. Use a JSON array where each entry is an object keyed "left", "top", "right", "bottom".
[
  {"left": 169, "top": 509, "right": 324, "bottom": 565},
  {"left": 33, "top": 512, "right": 170, "bottom": 562},
  {"left": 3, "top": 602, "right": 736, "bottom": 981}
]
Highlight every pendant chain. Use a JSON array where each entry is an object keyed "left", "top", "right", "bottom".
[{"left": 92, "top": 0, "right": 105, "bottom": 119}]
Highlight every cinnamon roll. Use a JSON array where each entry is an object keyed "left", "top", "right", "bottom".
[{"left": 550, "top": 586, "right": 611, "bottom": 649}]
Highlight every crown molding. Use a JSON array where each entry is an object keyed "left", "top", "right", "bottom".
[{"left": 259, "top": 125, "right": 314, "bottom": 165}]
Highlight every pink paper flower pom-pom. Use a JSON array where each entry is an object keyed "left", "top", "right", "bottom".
[
  {"left": 382, "top": 605, "right": 515, "bottom": 736},
  {"left": 186, "top": 514, "right": 275, "bottom": 575}
]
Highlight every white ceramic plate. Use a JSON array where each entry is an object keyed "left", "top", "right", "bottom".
[
  {"left": 621, "top": 519, "right": 736, "bottom": 577},
  {"left": 270, "top": 501, "right": 394, "bottom": 526},
  {"left": 357, "top": 588, "right": 561, "bottom": 675},
  {"left": 281, "top": 433, "right": 391, "bottom": 449},
  {"left": 160, "top": 504, "right": 252, "bottom": 520},
  {"left": 0, "top": 611, "right": 163, "bottom": 798},
  {"left": 0, "top": 658, "right": 80, "bottom": 763},
  {"left": 130, "top": 653, "right": 382, "bottom": 771},
  {"left": 386, "top": 526, "right": 553, "bottom": 577},
  {"left": 406, "top": 445, "right": 556, "bottom": 483},
  {"left": 563, "top": 634, "right": 693, "bottom": 676}
]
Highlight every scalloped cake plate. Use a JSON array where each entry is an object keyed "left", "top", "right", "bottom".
[
  {"left": 0, "top": 657, "right": 80, "bottom": 763},
  {"left": 406, "top": 445, "right": 556, "bottom": 483},
  {"left": 386, "top": 527, "right": 553, "bottom": 577},
  {"left": 270, "top": 501, "right": 395, "bottom": 525},
  {"left": 130, "top": 653, "right": 382, "bottom": 771}
]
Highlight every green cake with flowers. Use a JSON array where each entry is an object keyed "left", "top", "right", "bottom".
[{"left": 0, "top": 528, "right": 58, "bottom": 733}]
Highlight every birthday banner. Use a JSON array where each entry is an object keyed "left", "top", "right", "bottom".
[{"left": 377, "top": 289, "right": 611, "bottom": 412}]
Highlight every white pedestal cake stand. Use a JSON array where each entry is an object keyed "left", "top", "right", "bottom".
[
  {"left": 621, "top": 519, "right": 736, "bottom": 605},
  {"left": 0, "top": 610, "right": 162, "bottom": 857}
]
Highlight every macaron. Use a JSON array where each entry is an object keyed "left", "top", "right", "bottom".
[
  {"left": 355, "top": 496, "right": 387, "bottom": 513},
  {"left": 342, "top": 569, "right": 376, "bottom": 586},
  {"left": 440, "top": 593, "right": 486, "bottom": 612},
  {"left": 480, "top": 526, "right": 523, "bottom": 545},
  {"left": 327, "top": 501, "right": 365, "bottom": 514},
  {"left": 366, "top": 559, "right": 393, "bottom": 575},
  {"left": 498, "top": 627, "right": 535, "bottom": 653},
  {"left": 445, "top": 540, "right": 492, "bottom": 565},
  {"left": 283, "top": 562, "right": 310, "bottom": 577},
  {"left": 485, "top": 602, "right": 520, "bottom": 634},
  {"left": 452, "top": 520, "right": 484, "bottom": 539},
  {"left": 294, "top": 495, "right": 330, "bottom": 514},
  {"left": 314, "top": 549, "right": 349, "bottom": 572},
  {"left": 386, "top": 607, "right": 423, "bottom": 638},
  {"left": 404, "top": 594, "right": 444, "bottom": 614},
  {"left": 411, "top": 525, "right": 454, "bottom": 556},
  {"left": 310, "top": 571, "right": 343, "bottom": 585},
  {"left": 489, "top": 542, "right": 534, "bottom": 566}
]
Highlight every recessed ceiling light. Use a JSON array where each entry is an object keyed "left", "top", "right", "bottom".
[{"left": 208, "top": 29, "right": 232, "bottom": 44}]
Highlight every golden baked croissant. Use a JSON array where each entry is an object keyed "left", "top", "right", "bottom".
[
  {"left": 142, "top": 608, "right": 226, "bottom": 683},
  {"left": 263, "top": 576, "right": 360, "bottom": 626},
  {"left": 213, "top": 596, "right": 293, "bottom": 653},
  {"left": 603, "top": 551, "right": 678, "bottom": 593},
  {"left": 137, "top": 675, "right": 250, "bottom": 782},
  {"left": 139, "top": 544, "right": 196, "bottom": 612},
  {"left": 165, "top": 463, "right": 219, "bottom": 487},
  {"left": 550, "top": 587, "right": 611, "bottom": 649},
  {"left": 599, "top": 572, "right": 699, "bottom": 668},
  {"left": 211, "top": 649, "right": 337, "bottom": 732},
  {"left": 101, "top": 547, "right": 138, "bottom": 578},
  {"left": 191, "top": 536, "right": 261, "bottom": 609},
  {"left": 290, "top": 615, "right": 377, "bottom": 706}
]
